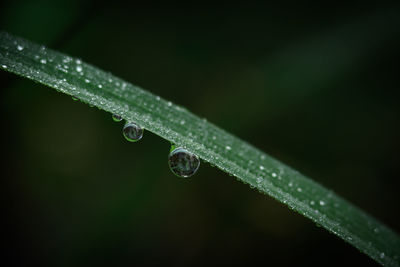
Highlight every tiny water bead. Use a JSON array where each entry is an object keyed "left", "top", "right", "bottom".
[
  {"left": 112, "top": 114, "right": 123, "bottom": 122},
  {"left": 122, "top": 122, "right": 143, "bottom": 142},
  {"left": 168, "top": 147, "right": 200, "bottom": 178}
]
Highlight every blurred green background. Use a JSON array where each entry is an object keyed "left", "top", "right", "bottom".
[{"left": 1, "top": 1, "right": 399, "bottom": 266}]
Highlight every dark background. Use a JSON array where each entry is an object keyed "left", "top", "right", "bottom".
[{"left": 1, "top": 1, "right": 399, "bottom": 266}]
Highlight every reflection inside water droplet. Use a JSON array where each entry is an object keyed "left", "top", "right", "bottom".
[
  {"left": 112, "top": 114, "right": 122, "bottom": 122},
  {"left": 168, "top": 147, "right": 200, "bottom": 178},
  {"left": 122, "top": 122, "right": 143, "bottom": 142}
]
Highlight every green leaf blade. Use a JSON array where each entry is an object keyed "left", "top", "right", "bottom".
[{"left": 1, "top": 31, "right": 399, "bottom": 266}]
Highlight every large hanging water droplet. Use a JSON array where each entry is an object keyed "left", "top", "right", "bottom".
[
  {"left": 168, "top": 147, "right": 200, "bottom": 178},
  {"left": 112, "top": 114, "right": 122, "bottom": 122},
  {"left": 122, "top": 122, "right": 143, "bottom": 142}
]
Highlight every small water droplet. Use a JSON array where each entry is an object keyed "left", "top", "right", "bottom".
[
  {"left": 212, "top": 136, "right": 216, "bottom": 140},
  {"left": 380, "top": 252, "right": 385, "bottom": 259},
  {"left": 288, "top": 182, "right": 293, "bottom": 187},
  {"left": 40, "top": 59, "right": 47, "bottom": 64},
  {"left": 122, "top": 122, "right": 143, "bottom": 142},
  {"left": 310, "top": 201, "right": 315, "bottom": 205},
  {"left": 259, "top": 165, "right": 265, "bottom": 170},
  {"left": 319, "top": 200, "right": 326, "bottom": 206},
  {"left": 76, "top": 65, "right": 82, "bottom": 72},
  {"left": 180, "top": 120, "right": 185, "bottom": 125},
  {"left": 98, "top": 84, "right": 103, "bottom": 88},
  {"left": 271, "top": 172, "right": 277, "bottom": 177},
  {"left": 112, "top": 114, "right": 122, "bottom": 122},
  {"left": 17, "top": 45, "right": 23, "bottom": 51},
  {"left": 168, "top": 147, "right": 200, "bottom": 178},
  {"left": 167, "top": 101, "right": 172, "bottom": 107},
  {"left": 297, "top": 187, "right": 302, "bottom": 192},
  {"left": 84, "top": 79, "right": 90, "bottom": 83},
  {"left": 1, "top": 64, "right": 7, "bottom": 69},
  {"left": 76, "top": 59, "right": 82, "bottom": 64},
  {"left": 225, "top": 146, "right": 231, "bottom": 151}
]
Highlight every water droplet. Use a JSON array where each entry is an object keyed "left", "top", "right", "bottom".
[
  {"left": 98, "top": 84, "right": 103, "bottom": 88},
  {"left": 225, "top": 146, "right": 231, "bottom": 151},
  {"left": 17, "top": 45, "right": 23, "bottom": 51},
  {"left": 167, "top": 101, "right": 172, "bottom": 107},
  {"left": 84, "top": 79, "right": 90, "bottom": 83},
  {"left": 122, "top": 122, "right": 143, "bottom": 142},
  {"left": 168, "top": 147, "right": 200, "bottom": 178},
  {"left": 259, "top": 165, "right": 265, "bottom": 170},
  {"left": 40, "top": 59, "right": 47, "bottom": 64},
  {"left": 310, "top": 201, "right": 315, "bottom": 205},
  {"left": 212, "top": 136, "right": 216, "bottom": 140},
  {"left": 112, "top": 114, "right": 122, "bottom": 122},
  {"left": 180, "top": 120, "right": 185, "bottom": 125},
  {"left": 1, "top": 64, "right": 7, "bottom": 69},
  {"left": 288, "top": 182, "right": 293, "bottom": 187},
  {"left": 297, "top": 187, "right": 302, "bottom": 192},
  {"left": 271, "top": 172, "right": 277, "bottom": 177},
  {"left": 380, "top": 252, "right": 385, "bottom": 259},
  {"left": 76, "top": 59, "right": 82, "bottom": 64},
  {"left": 319, "top": 200, "right": 326, "bottom": 206},
  {"left": 76, "top": 65, "right": 82, "bottom": 72}
]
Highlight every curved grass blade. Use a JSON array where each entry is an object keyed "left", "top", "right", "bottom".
[{"left": 0, "top": 31, "right": 399, "bottom": 266}]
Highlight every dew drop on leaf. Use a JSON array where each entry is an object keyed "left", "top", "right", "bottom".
[
  {"left": 112, "top": 114, "right": 122, "bottom": 122},
  {"left": 122, "top": 122, "right": 143, "bottom": 142},
  {"left": 168, "top": 147, "right": 200, "bottom": 178}
]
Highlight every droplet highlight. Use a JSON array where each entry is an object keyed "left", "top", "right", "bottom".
[
  {"left": 122, "top": 122, "right": 143, "bottom": 142},
  {"left": 112, "top": 114, "right": 122, "bottom": 122},
  {"left": 168, "top": 147, "right": 200, "bottom": 178}
]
